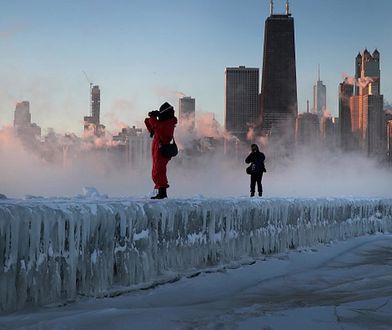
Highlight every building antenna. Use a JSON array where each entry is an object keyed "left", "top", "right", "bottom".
[
  {"left": 285, "top": 0, "right": 290, "bottom": 15},
  {"left": 270, "top": 0, "right": 274, "bottom": 16},
  {"left": 318, "top": 64, "right": 320, "bottom": 81}
]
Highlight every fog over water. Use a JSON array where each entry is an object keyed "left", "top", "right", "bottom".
[{"left": 1, "top": 115, "right": 391, "bottom": 199}]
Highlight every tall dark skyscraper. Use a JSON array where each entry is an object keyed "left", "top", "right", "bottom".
[
  {"left": 224, "top": 66, "right": 259, "bottom": 142},
  {"left": 339, "top": 79, "right": 354, "bottom": 150},
  {"left": 260, "top": 0, "right": 297, "bottom": 143}
]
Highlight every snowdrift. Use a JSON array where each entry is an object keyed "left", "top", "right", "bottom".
[{"left": 1, "top": 197, "right": 391, "bottom": 311}]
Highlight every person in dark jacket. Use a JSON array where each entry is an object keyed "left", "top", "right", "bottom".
[
  {"left": 145, "top": 102, "right": 177, "bottom": 199},
  {"left": 245, "top": 144, "right": 266, "bottom": 197}
]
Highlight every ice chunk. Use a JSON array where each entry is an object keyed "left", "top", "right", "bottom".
[{"left": 79, "top": 187, "right": 108, "bottom": 199}]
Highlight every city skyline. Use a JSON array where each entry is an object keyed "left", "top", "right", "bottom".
[{"left": 1, "top": 0, "right": 392, "bottom": 134}]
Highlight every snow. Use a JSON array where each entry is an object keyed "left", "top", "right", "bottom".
[
  {"left": 0, "top": 196, "right": 391, "bottom": 313},
  {"left": 0, "top": 234, "right": 391, "bottom": 329}
]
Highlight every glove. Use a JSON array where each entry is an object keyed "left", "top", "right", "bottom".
[
  {"left": 150, "top": 131, "right": 155, "bottom": 138},
  {"left": 148, "top": 110, "right": 160, "bottom": 117}
]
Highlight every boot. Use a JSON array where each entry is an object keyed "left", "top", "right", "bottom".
[
  {"left": 250, "top": 192, "right": 255, "bottom": 197},
  {"left": 258, "top": 191, "right": 263, "bottom": 197},
  {"left": 151, "top": 187, "right": 168, "bottom": 199}
]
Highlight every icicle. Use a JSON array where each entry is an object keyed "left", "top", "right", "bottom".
[{"left": 0, "top": 197, "right": 391, "bottom": 311}]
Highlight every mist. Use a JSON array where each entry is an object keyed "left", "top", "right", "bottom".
[{"left": 1, "top": 113, "right": 391, "bottom": 199}]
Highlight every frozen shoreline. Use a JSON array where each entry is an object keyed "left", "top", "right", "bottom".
[
  {"left": 1, "top": 197, "right": 392, "bottom": 312},
  {"left": 1, "top": 234, "right": 391, "bottom": 329}
]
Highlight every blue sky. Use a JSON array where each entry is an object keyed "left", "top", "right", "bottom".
[{"left": 0, "top": 0, "right": 391, "bottom": 134}]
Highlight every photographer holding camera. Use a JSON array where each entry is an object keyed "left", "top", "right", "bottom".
[{"left": 144, "top": 102, "right": 178, "bottom": 199}]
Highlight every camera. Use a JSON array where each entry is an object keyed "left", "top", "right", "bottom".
[{"left": 148, "top": 110, "right": 159, "bottom": 117}]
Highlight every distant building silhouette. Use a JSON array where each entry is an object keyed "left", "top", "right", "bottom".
[
  {"left": 113, "top": 126, "right": 151, "bottom": 167},
  {"left": 224, "top": 66, "right": 259, "bottom": 142},
  {"left": 321, "top": 116, "right": 339, "bottom": 149},
  {"left": 179, "top": 96, "right": 196, "bottom": 130},
  {"left": 260, "top": 0, "right": 297, "bottom": 145},
  {"left": 313, "top": 66, "right": 326, "bottom": 118},
  {"left": 296, "top": 101, "right": 319, "bottom": 146},
  {"left": 14, "top": 101, "right": 31, "bottom": 128},
  {"left": 84, "top": 85, "right": 105, "bottom": 136},
  {"left": 13, "top": 101, "right": 41, "bottom": 140}
]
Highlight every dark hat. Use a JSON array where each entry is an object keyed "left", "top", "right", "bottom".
[
  {"left": 159, "top": 102, "right": 174, "bottom": 114},
  {"left": 251, "top": 144, "right": 259, "bottom": 151}
]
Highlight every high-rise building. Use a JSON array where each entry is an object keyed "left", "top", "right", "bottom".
[
  {"left": 359, "top": 49, "right": 380, "bottom": 96},
  {"left": 349, "top": 95, "right": 363, "bottom": 148},
  {"left": 348, "top": 49, "right": 384, "bottom": 156},
  {"left": 388, "top": 120, "right": 392, "bottom": 163},
  {"left": 362, "top": 94, "right": 384, "bottom": 155},
  {"left": 386, "top": 109, "right": 392, "bottom": 123},
  {"left": 84, "top": 85, "right": 105, "bottom": 136},
  {"left": 296, "top": 101, "right": 319, "bottom": 146},
  {"left": 321, "top": 116, "right": 339, "bottom": 149},
  {"left": 179, "top": 96, "right": 196, "bottom": 130},
  {"left": 14, "top": 101, "right": 31, "bottom": 128},
  {"left": 113, "top": 126, "right": 151, "bottom": 167},
  {"left": 13, "top": 101, "right": 41, "bottom": 139},
  {"left": 260, "top": 0, "right": 297, "bottom": 144},
  {"left": 339, "top": 79, "right": 354, "bottom": 150},
  {"left": 355, "top": 52, "right": 362, "bottom": 96},
  {"left": 313, "top": 66, "right": 326, "bottom": 118},
  {"left": 224, "top": 66, "right": 259, "bottom": 141}
]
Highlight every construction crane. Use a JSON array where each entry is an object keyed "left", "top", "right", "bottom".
[{"left": 82, "top": 71, "right": 93, "bottom": 116}]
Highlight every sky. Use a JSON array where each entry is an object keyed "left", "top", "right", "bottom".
[{"left": 0, "top": 0, "right": 391, "bottom": 135}]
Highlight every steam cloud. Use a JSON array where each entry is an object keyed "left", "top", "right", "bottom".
[{"left": 1, "top": 111, "right": 391, "bottom": 199}]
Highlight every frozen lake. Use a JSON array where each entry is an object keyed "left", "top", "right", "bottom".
[{"left": 1, "top": 234, "right": 391, "bottom": 329}]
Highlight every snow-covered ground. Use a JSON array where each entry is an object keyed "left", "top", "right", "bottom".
[
  {"left": 1, "top": 196, "right": 392, "bottom": 313},
  {"left": 0, "top": 234, "right": 391, "bottom": 330}
]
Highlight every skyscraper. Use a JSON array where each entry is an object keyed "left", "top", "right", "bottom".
[
  {"left": 348, "top": 49, "right": 384, "bottom": 156},
  {"left": 313, "top": 66, "right": 326, "bottom": 118},
  {"left": 84, "top": 85, "right": 105, "bottom": 136},
  {"left": 339, "top": 79, "right": 354, "bottom": 150},
  {"left": 355, "top": 52, "right": 362, "bottom": 96},
  {"left": 13, "top": 101, "right": 41, "bottom": 139},
  {"left": 14, "top": 101, "right": 31, "bottom": 129},
  {"left": 360, "top": 49, "right": 380, "bottom": 96},
  {"left": 349, "top": 95, "right": 363, "bottom": 148},
  {"left": 224, "top": 66, "right": 259, "bottom": 141},
  {"left": 362, "top": 94, "right": 384, "bottom": 155},
  {"left": 260, "top": 0, "right": 297, "bottom": 144},
  {"left": 321, "top": 116, "right": 339, "bottom": 149},
  {"left": 296, "top": 101, "right": 319, "bottom": 146},
  {"left": 388, "top": 120, "right": 392, "bottom": 163},
  {"left": 179, "top": 96, "right": 196, "bottom": 130}
]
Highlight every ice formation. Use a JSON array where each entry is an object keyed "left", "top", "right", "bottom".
[{"left": 0, "top": 197, "right": 391, "bottom": 311}]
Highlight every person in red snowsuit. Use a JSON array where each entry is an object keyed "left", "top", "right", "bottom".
[{"left": 144, "top": 102, "right": 177, "bottom": 199}]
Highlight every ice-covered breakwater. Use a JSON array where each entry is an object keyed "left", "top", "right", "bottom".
[{"left": 1, "top": 197, "right": 392, "bottom": 311}]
